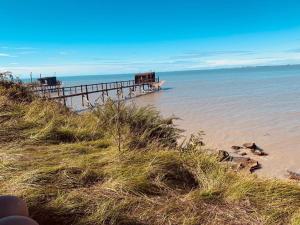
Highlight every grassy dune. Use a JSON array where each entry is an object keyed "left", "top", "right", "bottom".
[{"left": 0, "top": 81, "right": 300, "bottom": 225}]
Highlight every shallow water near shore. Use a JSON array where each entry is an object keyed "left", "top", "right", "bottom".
[{"left": 47, "top": 65, "right": 300, "bottom": 178}]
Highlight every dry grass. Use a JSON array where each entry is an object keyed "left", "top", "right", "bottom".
[{"left": 0, "top": 84, "right": 300, "bottom": 225}]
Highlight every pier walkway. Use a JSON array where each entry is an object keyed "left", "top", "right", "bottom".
[{"left": 30, "top": 78, "right": 160, "bottom": 106}]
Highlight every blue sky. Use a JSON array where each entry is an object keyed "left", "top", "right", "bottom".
[{"left": 1, "top": 0, "right": 300, "bottom": 77}]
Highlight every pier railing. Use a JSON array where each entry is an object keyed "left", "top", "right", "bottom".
[{"left": 30, "top": 78, "right": 160, "bottom": 106}]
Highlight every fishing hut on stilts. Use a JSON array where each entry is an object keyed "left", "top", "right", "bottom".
[{"left": 29, "top": 72, "right": 164, "bottom": 108}]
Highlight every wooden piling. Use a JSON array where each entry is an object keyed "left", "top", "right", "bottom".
[
  {"left": 62, "top": 87, "right": 66, "bottom": 106},
  {"left": 85, "top": 85, "right": 89, "bottom": 101}
]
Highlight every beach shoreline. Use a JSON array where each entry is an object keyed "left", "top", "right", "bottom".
[{"left": 40, "top": 65, "right": 300, "bottom": 179}]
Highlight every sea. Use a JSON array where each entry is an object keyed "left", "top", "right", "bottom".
[{"left": 26, "top": 65, "right": 300, "bottom": 178}]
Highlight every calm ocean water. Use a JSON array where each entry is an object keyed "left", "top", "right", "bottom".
[{"left": 28, "top": 65, "right": 300, "bottom": 177}]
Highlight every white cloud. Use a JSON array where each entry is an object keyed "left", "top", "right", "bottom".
[
  {"left": 3, "top": 49, "right": 300, "bottom": 78},
  {"left": 203, "top": 58, "right": 266, "bottom": 67},
  {"left": 196, "top": 54, "right": 300, "bottom": 69},
  {"left": 0, "top": 64, "right": 138, "bottom": 77},
  {"left": 16, "top": 51, "right": 37, "bottom": 55},
  {"left": 0, "top": 46, "right": 37, "bottom": 56},
  {"left": 0, "top": 53, "right": 11, "bottom": 57},
  {"left": 14, "top": 47, "right": 36, "bottom": 50}
]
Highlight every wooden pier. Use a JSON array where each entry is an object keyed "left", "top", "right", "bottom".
[{"left": 30, "top": 76, "right": 161, "bottom": 107}]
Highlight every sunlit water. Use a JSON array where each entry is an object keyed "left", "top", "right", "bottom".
[{"left": 31, "top": 65, "right": 300, "bottom": 178}]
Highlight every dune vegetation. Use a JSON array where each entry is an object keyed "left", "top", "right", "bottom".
[{"left": 0, "top": 78, "right": 300, "bottom": 225}]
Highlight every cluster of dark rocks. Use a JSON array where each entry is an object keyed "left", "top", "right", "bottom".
[
  {"left": 218, "top": 150, "right": 261, "bottom": 173},
  {"left": 219, "top": 143, "right": 300, "bottom": 181},
  {"left": 287, "top": 170, "right": 300, "bottom": 181},
  {"left": 218, "top": 142, "right": 267, "bottom": 173},
  {"left": 231, "top": 142, "right": 268, "bottom": 156}
]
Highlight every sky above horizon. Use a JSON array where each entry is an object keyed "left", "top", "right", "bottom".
[{"left": 1, "top": 0, "right": 300, "bottom": 78}]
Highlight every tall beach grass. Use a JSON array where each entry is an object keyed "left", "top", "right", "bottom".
[{"left": 0, "top": 81, "right": 300, "bottom": 225}]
